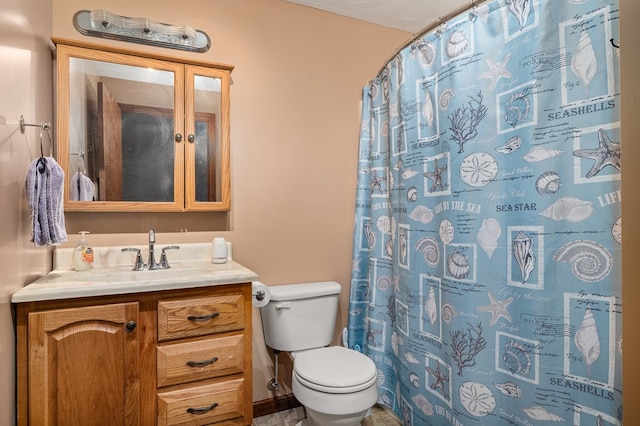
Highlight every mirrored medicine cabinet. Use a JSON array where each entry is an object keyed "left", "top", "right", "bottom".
[{"left": 54, "top": 37, "right": 233, "bottom": 212}]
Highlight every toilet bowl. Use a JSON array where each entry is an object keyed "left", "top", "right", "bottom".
[
  {"left": 259, "top": 282, "right": 379, "bottom": 426},
  {"left": 292, "top": 346, "right": 378, "bottom": 426}
]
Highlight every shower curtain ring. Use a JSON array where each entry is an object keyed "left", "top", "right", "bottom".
[{"left": 435, "top": 17, "right": 446, "bottom": 38}]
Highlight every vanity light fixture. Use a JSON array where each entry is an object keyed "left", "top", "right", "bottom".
[{"left": 73, "top": 9, "right": 211, "bottom": 53}]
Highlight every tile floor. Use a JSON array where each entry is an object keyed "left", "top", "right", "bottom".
[{"left": 252, "top": 404, "right": 402, "bottom": 426}]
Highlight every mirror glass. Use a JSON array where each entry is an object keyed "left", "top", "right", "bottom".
[
  {"left": 69, "top": 57, "right": 178, "bottom": 202},
  {"left": 193, "top": 74, "right": 222, "bottom": 203}
]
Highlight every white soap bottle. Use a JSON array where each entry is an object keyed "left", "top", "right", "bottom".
[{"left": 73, "top": 231, "right": 94, "bottom": 271}]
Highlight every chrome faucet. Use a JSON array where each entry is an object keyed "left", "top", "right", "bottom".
[
  {"left": 148, "top": 229, "right": 158, "bottom": 270},
  {"left": 121, "top": 229, "right": 179, "bottom": 271}
]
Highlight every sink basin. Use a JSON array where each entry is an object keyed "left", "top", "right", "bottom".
[
  {"left": 12, "top": 242, "right": 260, "bottom": 303},
  {"left": 86, "top": 268, "right": 199, "bottom": 283}
]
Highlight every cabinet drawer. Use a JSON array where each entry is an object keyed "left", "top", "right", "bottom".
[
  {"left": 158, "top": 335, "right": 244, "bottom": 387},
  {"left": 158, "top": 294, "right": 244, "bottom": 341},
  {"left": 157, "top": 378, "right": 244, "bottom": 426}
]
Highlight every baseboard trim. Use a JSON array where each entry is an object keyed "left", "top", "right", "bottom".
[{"left": 253, "top": 393, "right": 302, "bottom": 418}]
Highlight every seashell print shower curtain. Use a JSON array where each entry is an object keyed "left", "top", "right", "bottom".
[{"left": 347, "top": 0, "right": 622, "bottom": 424}]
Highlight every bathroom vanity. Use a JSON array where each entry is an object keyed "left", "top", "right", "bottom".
[{"left": 12, "top": 243, "right": 257, "bottom": 426}]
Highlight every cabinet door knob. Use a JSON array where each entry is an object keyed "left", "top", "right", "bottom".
[
  {"left": 125, "top": 321, "right": 137, "bottom": 331},
  {"left": 175, "top": 133, "right": 183, "bottom": 142},
  {"left": 187, "top": 134, "right": 195, "bottom": 143}
]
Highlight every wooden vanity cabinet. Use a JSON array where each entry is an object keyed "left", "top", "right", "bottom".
[{"left": 15, "top": 283, "right": 253, "bottom": 426}]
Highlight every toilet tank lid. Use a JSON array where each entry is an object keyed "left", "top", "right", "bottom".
[{"left": 269, "top": 281, "right": 341, "bottom": 301}]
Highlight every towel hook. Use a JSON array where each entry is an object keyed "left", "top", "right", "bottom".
[
  {"left": 20, "top": 115, "right": 51, "bottom": 134},
  {"left": 79, "top": 152, "right": 84, "bottom": 173},
  {"left": 20, "top": 115, "right": 52, "bottom": 157},
  {"left": 71, "top": 152, "right": 86, "bottom": 173}
]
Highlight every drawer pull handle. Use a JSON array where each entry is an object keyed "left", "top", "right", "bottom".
[
  {"left": 187, "top": 402, "right": 218, "bottom": 415},
  {"left": 187, "top": 312, "right": 219, "bottom": 322},
  {"left": 186, "top": 356, "right": 219, "bottom": 367}
]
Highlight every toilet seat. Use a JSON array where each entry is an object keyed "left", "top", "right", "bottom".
[{"left": 293, "top": 346, "right": 377, "bottom": 394}]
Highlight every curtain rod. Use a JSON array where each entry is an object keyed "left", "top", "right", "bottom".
[{"left": 377, "top": 0, "right": 490, "bottom": 76}]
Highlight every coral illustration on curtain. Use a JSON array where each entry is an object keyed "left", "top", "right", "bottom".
[{"left": 347, "top": 0, "right": 622, "bottom": 424}]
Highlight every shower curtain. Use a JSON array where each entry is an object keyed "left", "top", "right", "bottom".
[{"left": 347, "top": 0, "right": 622, "bottom": 424}]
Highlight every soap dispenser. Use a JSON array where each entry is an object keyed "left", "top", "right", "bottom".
[{"left": 73, "top": 231, "right": 94, "bottom": 271}]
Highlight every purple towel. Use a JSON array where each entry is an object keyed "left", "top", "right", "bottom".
[
  {"left": 25, "top": 156, "right": 67, "bottom": 246},
  {"left": 70, "top": 172, "right": 95, "bottom": 201}
]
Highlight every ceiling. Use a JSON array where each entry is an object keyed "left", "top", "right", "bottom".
[{"left": 285, "top": 0, "right": 472, "bottom": 33}]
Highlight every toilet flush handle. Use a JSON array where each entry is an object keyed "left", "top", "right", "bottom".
[{"left": 275, "top": 302, "right": 291, "bottom": 311}]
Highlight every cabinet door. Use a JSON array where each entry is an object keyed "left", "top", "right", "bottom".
[
  {"left": 28, "top": 302, "right": 139, "bottom": 426},
  {"left": 57, "top": 43, "right": 186, "bottom": 211},
  {"left": 184, "top": 65, "right": 231, "bottom": 211}
]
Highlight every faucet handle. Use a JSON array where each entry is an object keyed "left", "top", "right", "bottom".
[
  {"left": 159, "top": 245, "right": 180, "bottom": 269},
  {"left": 121, "top": 247, "right": 144, "bottom": 271}
]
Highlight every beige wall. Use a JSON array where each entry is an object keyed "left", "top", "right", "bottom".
[
  {"left": 50, "top": 0, "right": 410, "bottom": 404},
  {"left": 0, "top": 0, "right": 54, "bottom": 423}
]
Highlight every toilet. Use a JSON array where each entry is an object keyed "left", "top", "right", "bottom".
[{"left": 260, "top": 281, "right": 378, "bottom": 426}]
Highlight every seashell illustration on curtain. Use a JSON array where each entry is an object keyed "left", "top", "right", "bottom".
[
  {"left": 447, "top": 250, "right": 471, "bottom": 279},
  {"left": 363, "top": 223, "right": 376, "bottom": 249},
  {"left": 523, "top": 405, "right": 565, "bottom": 422},
  {"left": 553, "top": 239, "right": 613, "bottom": 282},
  {"left": 411, "top": 394, "right": 434, "bottom": 416},
  {"left": 442, "top": 303, "right": 458, "bottom": 323},
  {"left": 425, "top": 286, "right": 438, "bottom": 325},
  {"left": 574, "top": 305, "right": 601, "bottom": 378},
  {"left": 539, "top": 197, "right": 593, "bottom": 222},
  {"left": 494, "top": 381, "right": 523, "bottom": 398},
  {"left": 506, "top": 0, "right": 532, "bottom": 30},
  {"left": 409, "top": 205, "right": 434, "bottom": 224},
  {"left": 571, "top": 29, "right": 598, "bottom": 95},
  {"left": 535, "top": 171, "right": 561, "bottom": 195},
  {"left": 422, "top": 89, "right": 434, "bottom": 127},
  {"left": 446, "top": 30, "right": 469, "bottom": 58},
  {"left": 410, "top": 40, "right": 436, "bottom": 69},
  {"left": 439, "top": 88, "right": 456, "bottom": 110},
  {"left": 496, "top": 135, "right": 523, "bottom": 154},
  {"left": 478, "top": 218, "right": 501, "bottom": 258},
  {"left": 523, "top": 146, "right": 564, "bottom": 162},
  {"left": 504, "top": 91, "right": 530, "bottom": 127},
  {"left": 512, "top": 231, "right": 535, "bottom": 284},
  {"left": 502, "top": 340, "right": 532, "bottom": 376},
  {"left": 415, "top": 236, "right": 440, "bottom": 267}
]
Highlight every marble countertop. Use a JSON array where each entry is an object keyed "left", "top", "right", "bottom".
[{"left": 12, "top": 243, "right": 258, "bottom": 303}]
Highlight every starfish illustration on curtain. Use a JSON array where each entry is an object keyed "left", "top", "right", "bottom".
[
  {"left": 478, "top": 53, "right": 512, "bottom": 91},
  {"left": 426, "top": 362, "right": 450, "bottom": 398},
  {"left": 573, "top": 128, "right": 621, "bottom": 178},
  {"left": 424, "top": 158, "right": 447, "bottom": 192},
  {"left": 476, "top": 292, "right": 513, "bottom": 326}
]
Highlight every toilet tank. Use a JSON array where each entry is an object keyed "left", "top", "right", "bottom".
[{"left": 260, "top": 281, "right": 342, "bottom": 352}]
